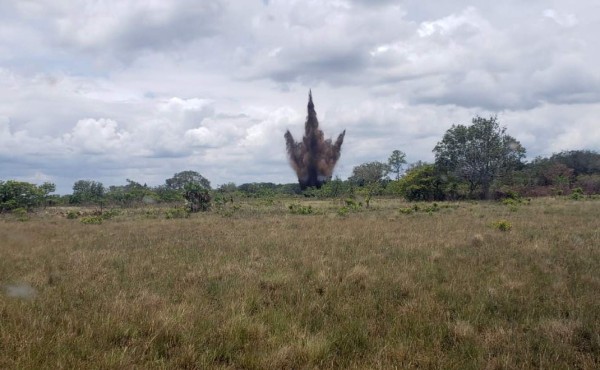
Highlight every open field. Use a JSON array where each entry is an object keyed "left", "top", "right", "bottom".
[{"left": 1, "top": 197, "right": 599, "bottom": 369}]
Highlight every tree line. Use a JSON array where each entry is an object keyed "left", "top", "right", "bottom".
[
  {"left": 351, "top": 116, "right": 600, "bottom": 201},
  {"left": 2, "top": 116, "right": 600, "bottom": 213}
]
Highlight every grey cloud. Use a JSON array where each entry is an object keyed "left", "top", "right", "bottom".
[
  {"left": 2, "top": 1, "right": 600, "bottom": 193},
  {"left": 49, "top": 1, "right": 226, "bottom": 61},
  {"left": 349, "top": 0, "right": 399, "bottom": 6}
]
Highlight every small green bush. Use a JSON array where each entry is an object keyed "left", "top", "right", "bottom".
[
  {"left": 399, "top": 202, "right": 456, "bottom": 215},
  {"left": 66, "top": 210, "right": 78, "bottom": 219},
  {"left": 337, "top": 206, "right": 350, "bottom": 217},
  {"left": 12, "top": 207, "right": 29, "bottom": 221},
  {"left": 144, "top": 209, "right": 161, "bottom": 219},
  {"left": 492, "top": 219, "right": 512, "bottom": 232},
  {"left": 165, "top": 207, "right": 190, "bottom": 219},
  {"left": 422, "top": 203, "right": 439, "bottom": 213},
  {"left": 344, "top": 198, "right": 361, "bottom": 211},
  {"left": 504, "top": 190, "right": 521, "bottom": 200},
  {"left": 101, "top": 209, "right": 120, "bottom": 220},
  {"left": 398, "top": 207, "right": 413, "bottom": 215},
  {"left": 570, "top": 187, "right": 584, "bottom": 200},
  {"left": 80, "top": 216, "right": 103, "bottom": 224},
  {"left": 502, "top": 198, "right": 519, "bottom": 206},
  {"left": 288, "top": 203, "right": 313, "bottom": 215}
]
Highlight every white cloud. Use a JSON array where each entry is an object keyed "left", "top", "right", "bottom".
[
  {"left": 543, "top": 9, "right": 578, "bottom": 27},
  {"left": 63, "top": 118, "right": 131, "bottom": 155},
  {"left": 54, "top": 1, "right": 224, "bottom": 56},
  {"left": 157, "top": 97, "right": 215, "bottom": 130},
  {"left": 185, "top": 126, "right": 226, "bottom": 148}
]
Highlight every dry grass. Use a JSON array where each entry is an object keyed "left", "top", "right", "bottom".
[{"left": 1, "top": 197, "right": 599, "bottom": 369}]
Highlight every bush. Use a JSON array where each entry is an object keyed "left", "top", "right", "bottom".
[
  {"left": 144, "top": 209, "right": 161, "bottom": 219},
  {"left": 12, "top": 207, "right": 29, "bottom": 221},
  {"left": 492, "top": 220, "right": 512, "bottom": 232},
  {"left": 570, "top": 187, "right": 584, "bottom": 200},
  {"left": 398, "top": 207, "right": 413, "bottom": 215},
  {"left": 80, "top": 216, "right": 103, "bottom": 224},
  {"left": 337, "top": 207, "right": 350, "bottom": 217},
  {"left": 422, "top": 203, "right": 440, "bottom": 213},
  {"left": 288, "top": 203, "right": 313, "bottom": 215},
  {"left": 165, "top": 207, "right": 190, "bottom": 219},
  {"left": 502, "top": 198, "right": 519, "bottom": 206},
  {"left": 393, "top": 164, "right": 446, "bottom": 201},
  {"left": 183, "top": 183, "right": 211, "bottom": 212},
  {"left": 66, "top": 210, "right": 78, "bottom": 219},
  {"left": 344, "top": 198, "right": 361, "bottom": 211},
  {"left": 101, "top": 209, "right": 121, "bottom": 220}
]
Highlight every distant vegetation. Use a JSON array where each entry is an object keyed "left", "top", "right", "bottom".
[{"left": 2, "top": 116, "right": 600, "bottom": 215}]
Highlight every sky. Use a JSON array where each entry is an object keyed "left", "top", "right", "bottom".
[{"left": 1, "top": 0, "right": 599, "bottom": 193}]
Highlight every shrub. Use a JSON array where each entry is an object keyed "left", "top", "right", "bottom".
[
  {"left": 492, "top": 220, "right": 512, "bottom": 232},
  {"left": 12, "top": 207, "right": 29, "bottom": 221},
  {"left": 570, "top": 187, "right": 584, "bottom": 200},
  {"left": 422, "top": 203, "right": 440, "bottom": 213},
  {"left": 394, "top": 164, "right": 446, "bottom": 201},
  {"left": 165, "top": 207, "right": 190, "bottom": 219},
  {"left": 337, "top": 206, "right": 350, "bottom": 217},
  {"left": 183, "top": 183, "right": 211, "bottom": 212},
  {"left": 144, "top": 209, "right": 161, "bottom": 219},
  {"left": 400, "top": 203, "right": 448, "bottom": 215},
  {"left": 398, "top": 207, "right": 413, "bottom": 215},
  {"left": 344, "top": 198, "right": 361, "bottom": 211},
  {"left": 66, "top": 210, "right": 78, "bottom": 219},
  {"left": 101, "top": 209, "right": 121, "bottom": 220},
  {"left": 502, "top": 198, "right": 519, "bottom": 206},
  {"left": 288, "top": 203, "right": 313, "bottom": 215},
  {"left": 80, "top": 216, "right": 103, "bottom": 224}
]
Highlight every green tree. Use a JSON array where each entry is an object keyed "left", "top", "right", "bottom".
[
  {"left": 348, "top": 161, "right": 389, "bottom": 208},
  {"left": 550, "top": 150, "right": 600, "bottom": 177},
  {"left": 434, "top": 116, "right": 525, "bottom": 199},
  {"left": 391, "top": 164, "right": 446, "bottom": 201},
  {"left": 153, "top": 185, "right": 183, "bottom": 203},
  {"left": 0, "top": 180, "right": 51, "bottom": 211},
  {"left": 106, "top": 179, "right": 154, "bottom": 207},
  {"left": 166, "top": 171, "right": 211, "bottom": 190},
  {"left": 184, "top": 182, "right": 211, "bottom": 212},
  {"left": 348, "top": 161, "right": 389, "bottom": 187},
  {"left": 387, "top": 150, "right": 407, "bottom": 180},
  {"left": 217, "top": 182, "right": 238, "bottom": 193},
  {"left": 71, "top": 180, "right": 105, "bottom": 205},
  {"left": 38, "top": 182, "right": 56, "bottom": 207}
]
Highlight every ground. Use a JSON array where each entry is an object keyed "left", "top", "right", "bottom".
[{"left": 1, "top": 197, "right": 599, "bottom": 369}]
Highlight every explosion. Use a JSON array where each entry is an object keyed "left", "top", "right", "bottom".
[{"left": 284, "top": 91, "right": 346, "bottom": 189}]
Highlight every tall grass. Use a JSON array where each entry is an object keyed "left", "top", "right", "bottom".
[{"left": 1, "top": 197, "right": 599, "bottom": 368}]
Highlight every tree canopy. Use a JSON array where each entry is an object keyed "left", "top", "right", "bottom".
[
  {"left": 71, "top": 180, "right": 105, "bottom": 205},
  {"left": 348, "top": 161, "right": 389, "bottom": 187},
  {"left": 387, "top": 150, "right": 407, "bottom": 181},
  {"left": 166, "top": 171, "right": 211, "bottom": 190},
  {"left": 433, "top": 116, "right": 525, "bottom": 198},
  {"left": 0, "top": 180, "right": 55, "bottom": 211}
]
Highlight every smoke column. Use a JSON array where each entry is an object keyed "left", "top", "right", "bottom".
[{"left": 284, "top": 91, "right": 346, "bottom": 190}]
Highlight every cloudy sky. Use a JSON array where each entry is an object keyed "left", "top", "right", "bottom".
[{"left": 1, "top": 0, "right": 599, "bottom": 193}]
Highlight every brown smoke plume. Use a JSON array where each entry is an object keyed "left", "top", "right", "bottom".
[{"left": 284, "top": 91, "right": 346, "bottom": 190}]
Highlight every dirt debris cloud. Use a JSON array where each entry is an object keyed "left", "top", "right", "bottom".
[{"left": 284, "top": 91, "right": 346, "bottom": 189}]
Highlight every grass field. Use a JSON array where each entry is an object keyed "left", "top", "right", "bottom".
[{"left": 1, "top": 197, "right": 599, "bottom": 369}]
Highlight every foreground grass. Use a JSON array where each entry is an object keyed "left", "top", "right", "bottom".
[{"left": 1, "top": 197, "right": 599, "bottom": 369}]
